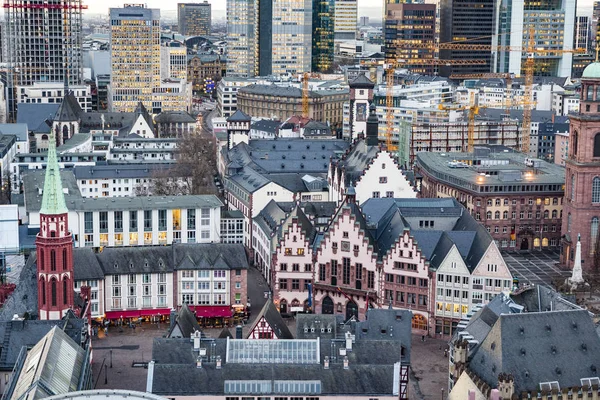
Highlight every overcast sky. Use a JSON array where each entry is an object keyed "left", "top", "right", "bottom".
[{"left": 86, "top": 0, "right": 595, "bottom": 18}]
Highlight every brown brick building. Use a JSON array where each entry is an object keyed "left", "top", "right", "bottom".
[
  {"left": 416, "top": 146, "right": 565, "bottom": 251},
  {"left": 561, "top": 62, "right": 600, "bottom": 269}
]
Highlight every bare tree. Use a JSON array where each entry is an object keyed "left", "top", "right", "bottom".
[{"left": 134, "top": 129, "right": 218, "bottom": 196}]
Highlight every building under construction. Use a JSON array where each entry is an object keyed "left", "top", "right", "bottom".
[{"left": 3, "top": 0, "right": 85, "bottom": 86}]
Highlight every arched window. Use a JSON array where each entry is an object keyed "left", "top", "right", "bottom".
[
  {"left": 552, "top": 210, "right": 557, "bottom": 218},
  {"left": 63, "top": 279, "right": 68, "bottom": 305},
  {"left": 50, "top": 250, "right": 56, "bottom": 271},
  {"left": 571, "top": 175, "right": 576, "bottom": 201},
  {"left": 591, "top": 217, "right": 599, "bottom": 255},
  {"left": 486, "top": 211, "right": 492, "bottom": 219},
  {"left": 595, "top": 134, "right": 600, "bottom": 157},
  {"left": 593, "top": 177, "right": 600, "bottom": 203},
  {"left": 542, "top": 238, "right": 549, "bottom": 247},
  {"left": 588, "top": 85, "right": 594, "bottom": 100},
  {"left": 568, "top": 213, "right": 572, "bottom": 232},
  {"left": 544, "top": 210, "right": 549, "bottom": 219},
  {"left": 62, "top": 124, "right": 69, "bottom": 143},
  {"left": 41, "top": 134, "right": 48, "bottom": 141},
  {"left": 573, "top": 131, "right": 578, "bottom": 156},
  {"left": 40, "top": 278, "right": 46, "bottom": 305},
  {"left": 51, "top": 279, "right": 57, "bottom": 306},
  {"left": 495, "top": 211, "right": 500, "bottom": 219},
  {"left": 39, "top": 249, "right": 44, "bottom": 270},
  {"left": 503, "top": 211, "right": 508, "bottom": 219},
  {"left": 62, "top": 248, "right": 67, "bottom": 270}
]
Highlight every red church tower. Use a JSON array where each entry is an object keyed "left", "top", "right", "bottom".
[
  {"left": 561, "top": 62, "right": 600, "bottom": 270},
  {"left": 35, "top": 131, "right": 75, "bottom": 320}
]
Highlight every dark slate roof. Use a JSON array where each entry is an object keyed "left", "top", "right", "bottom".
[
  {"left": 247, "top": 300, "right": 294, "bottom": 339},
  {"left": 355, "top": 308, "right": 412, "bottom": 363},
  {"left": 227, "top": 109, "right": 251, "bottom": 122},
  {"left": 173, "top": 243, "right": 249, "bottom": 271},
  {"left": 349, "top": 74, "right": 375, "bottom": 88},
  {"left": 17, "top": 104, "right": 59, "bottom": 133},
  {"left": 54, "top": 93, "right": 83, "bottom": 122},
  {"left": 295, "top": 314, "right": 342, "bottom": 340},
  {"left": 95, "top": 246, "right": 173, "bottom": 274},
  {"left": 238, "top": 84, "right": 322, "bottom": 99},
  {"left": 168, "top": 304, "right": 201, "bottom": 338},
  {"left": 469, "top": 310, "right": 600, "bottom": 394},
  {"left": 155, "top": 111, "right": 196, "bottom": 124},
  {"left": 73, "top": 164, "right": 175, "bottom": 180},
  {"left": 452, "top": 210, "right": 492, "bottom": 272},
  {"left": 150, "top": 338, "right": 404, "bottom": 396},
  {"left": 218, "top": 327, "right": 233, "bottom": 339},
  {"left": 250, "top": 119, "right": 280, "bottom": 134},
  {"left": 0, "top": 315, "right": 85, "bottom": 370},
  {"left": 134, "top": 102, "right": 154, "bottom": 131},
  {"left": 334, "top": 140, "right": 380, "bottom": 185},
  {"left": 0, "top": 254, "right": 39, "bottom": 320},
  {"left": 73, "top": 248, "right": 105, "bottom": 280},
  {"left": 0, "top": 123, "right": 28, "bottom": 141},
  {"left": 510, "top": 285, "right": 581, "bottom": 313}
]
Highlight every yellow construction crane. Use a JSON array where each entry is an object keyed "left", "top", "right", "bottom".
[
  {"left": 302, "top": 72, "right": 310, "bottom": 118},
  {"left": 438, "top": 92, "right": 481, "bottom": 153}
]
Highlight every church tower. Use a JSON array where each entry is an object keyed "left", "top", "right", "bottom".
[
  {"left": 561, "top": 62, "right": 600, "bottom": 270},
  {"left": 35, "top": 131, "right": 75, "bottom": 320}
]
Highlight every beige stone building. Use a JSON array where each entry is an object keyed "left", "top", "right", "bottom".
[
  {"left": 236, "top": 84, "right": 348, "bottom": 135},
  {"left": 187, "top": 54, "right": 224, "bottom": 92}
]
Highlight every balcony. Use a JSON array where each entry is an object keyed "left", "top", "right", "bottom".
[
  {"left": 473, "top": 284, "right": 483, "bottom": 290},
  {"left": 472, "top": 299, "right": 483, "bottom": 304}
]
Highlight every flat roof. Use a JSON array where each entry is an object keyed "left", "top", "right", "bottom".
[{"left": 416, "top": 147, "right": 565, "bottom": 195}]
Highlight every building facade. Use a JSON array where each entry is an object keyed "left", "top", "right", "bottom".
[
  {"left": 561, "top": 63, "right": 600, "bottom": 269},
  {"left": 385, "top": 2, "right": 436, "bottom": 76},
  {"left": 225, "top": 0, "right": 257, "bottom": 78},
  {"left": 312, "top": 0, "right": 335, "bottom": 73},
  {"left": 334, "top": 0, "right": 357, "bottom": 41},
  {"left": 17, "top": 83, "right": 92, "bottom": 112},
  {"left": 271, "top": 0, "right": 312, "bottom": 75},
  {"left": 178, "top": 2, "right": 211, "bottom": 36},
  {"left": 416, "top": 147, "right": 565, "bottom": 251},
  {"left": 575, "top": 15, "right": 591, "bottom": 51}
]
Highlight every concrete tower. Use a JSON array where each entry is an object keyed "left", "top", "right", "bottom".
[{"left": 35, "top": 131, "right": 74, "bottom": 320}]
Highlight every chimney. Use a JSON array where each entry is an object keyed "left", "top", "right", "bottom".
[
  {"left": 169, "top": 308, "right": 177, "bottom": 331},
  {"left": 343, "top": 356, "right": 349, "bottom": 370},
  {"left": 366, "top": 103, "right": 379, "bottom": 146},
  {"left": 196, "top": 356, "right": 202, "bottom": 368},
  {"left": 454, "top": 339, "right": 469, "bottom": 364},
  {"left": 490, "top": 389, "right": 501, "bottom": 400},
  {"left": 236, "top": 325, "right": 243, "bottom": 339},
  {"left": 324, "top": 356, "right": 330, "bottom": 369},
  {"left": 192, "top": 330, "right": 201, "bottom": 351},
  {"left": 497, "top": 373, "right": 514, "bottom": 399},
  {"left": 216, "top": 356, "right": 222, "bottom": 369},
  {"left": 468, "top": 390, "right": 476, "bottom": 400},
  {"left": 345, "top": 331, "right": 353, "bottom": 351}
]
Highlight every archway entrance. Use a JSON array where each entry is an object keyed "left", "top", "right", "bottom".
[
  {"left": 279, "top": 299, "right": 287, "bottom": 314},
  {"left": 520, "top": 237, "right": 529, "bottom": 250},
  {"left": 322, "top": 296, "right": 334, "bottom": 314},
  {"left": 346, "top": 300, "right": 358, "bottom": 320}
]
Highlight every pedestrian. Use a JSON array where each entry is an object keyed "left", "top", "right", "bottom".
[
  {"left": 421, "top": 335, "right": 425, "bottom": 342},
  {"left": 104, "top": 327, "right": 108, "bottom": 336},
  {"left": 444, "top": 349, "right": 448, "bottom": 358}
]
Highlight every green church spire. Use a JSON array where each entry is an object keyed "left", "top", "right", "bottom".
[{"left": 40, "top": 131, "right": 68, "bottom": 215}]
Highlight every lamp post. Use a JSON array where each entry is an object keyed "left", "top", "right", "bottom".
[
  {"left": 104, "top": 364, "right": 108, "bottom": 384},
  {"left": 441, "top": 388, "right": 445, "bottom": 400},
  {"left": 110, "top": 349, "right": 113, "bottom": 368}
]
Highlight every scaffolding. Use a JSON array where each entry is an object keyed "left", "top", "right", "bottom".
[{"left": 3, "top": 0, "right": 86, "bottom": 121}]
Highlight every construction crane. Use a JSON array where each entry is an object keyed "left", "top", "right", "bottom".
[
  {"left": 302, "top": 72, "right": 310, "bottom": 118},
  {"left": 438, "top": 91, "right": 481, "bottom": 153}
]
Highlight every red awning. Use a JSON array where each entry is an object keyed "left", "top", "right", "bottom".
[
  {"left": 189, "top": 305, "right": 232, "bottom": 318},
  {"left": 140, "top": 308, "right": 171, "bottom": 317},
  {"left": 105, "top": 310, "right": 141, "bottom": 319}
]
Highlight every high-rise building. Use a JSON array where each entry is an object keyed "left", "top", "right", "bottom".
[
  {"left": 561, "top": 62, "right": 600, "bottom": 270},
  {"left": 35, "top": 131, "right": 75, "bottom": 320},
  {"left": 439, "top": 0, "right": 495, "bottom": 77},
  {"left": 334, "top": 0, "right": 357, "bottom": 41},
  {"left": 226, "top": 0, "right": 312, "bottom": 77},
  {"left": 110, "top": 5, "right": 191, "bottom": 113},
  {"left": 493, "top": 0, "right": 576, "bottom": 77},
  {"left": 312, "top": 0, "right": 335, "bottom": 73},
  {"left": 385, "top": 1, "right": 436, "bottom": 76},
  {"left": 575, "top": 15, "right": 591, "bottom": 52},
  {"left": 4, "top": 0, "right": 85, "bottom": 86},
  {"left": 226, "top": 0, "right": 257, "bottom": 77},
  {"left": 177, "top": 2, "right": 211, "bottom": 36},
  {"left": 593, "top": 1, "right": 600, "bottom": 53}
]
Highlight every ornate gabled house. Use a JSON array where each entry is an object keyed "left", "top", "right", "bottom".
[
  {"left": 52, "top": 92, "right": 83, "bottom": 146},
  {"left": 449, "top": 309, "right": 600, "bottom": 400},
  {"left": 246, "top": 299, "right": 293, "bottom": 339},
  {"left": 35, "top": 131, "right": 75, "bottom": 320},
  {"left": 313, "top": 191, "right": 380, "bottom": 321},
  {"left": 328, "top": 104, "right": 416, "bottom": 205}
]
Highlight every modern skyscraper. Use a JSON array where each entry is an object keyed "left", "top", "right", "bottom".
[
  {"left": 493, "top": 0, "right": 576, "bottom": 77},
  {"left": 312, "top": 0, "right": 335, "bottom": 73},
  {"left": 177, "top": 2, "right": 211, "bottom": 36},
  {"left": 561, "top": 63, "right": 600, "bottom": 270},
  {"left": 593, "top": 2, "right": 600, "bottom": 53},
  {"left": 4, "top": 0, "right": 85, "bottom": 86},
  {"left": 110, "top": 5, "right": 161, "bottom": 112},
  {"left": 575, "top": 15, "right": 591, "bottom": 52},
  {"left": 226, "top": 0, "right": 312, "bottom": 77},
  {"left": 226, "top": 0, "right": 257, "bottom": 77},
  {"left": 334, "top": 0, "right": 357, "bottom": 41},
  {"left": 385, "top": 1, "right": 436, "bottom": 76},
  {"left": 439, "top": 0, "right": 495, "bottom": 77},
  {"left": 36, "top": 131, "right": 75, "bottom": 320}
]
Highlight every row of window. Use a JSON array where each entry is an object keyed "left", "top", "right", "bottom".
[
  {"left": 181, "top": 281, "right": 235, "bottom": 291},
  {"left": 84, "top": 209, "right": 210, "bottom": 234},
  {"left": 84, "top": 231, "right": 208, "bottom": 246},
  {"left": 482, "top": 209, "right": 561, "bottom": 220},
  {"left": 279, "top": 279, "right": 311, "bottom": 291},
  {"left": 385, "top": 274, "right": 428, "bottom": 287},
  {"left": 181, "top": 293, "right": 233, "bottom": 305},
  {"left": 482, "top": 197, "right": 559, "bottom": 207},
  {"left": 111, "top": 273, "right": 167, "bottom": 285},
  {"left": 112, "top": 296, "right": 167, "bottom": 309}
]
